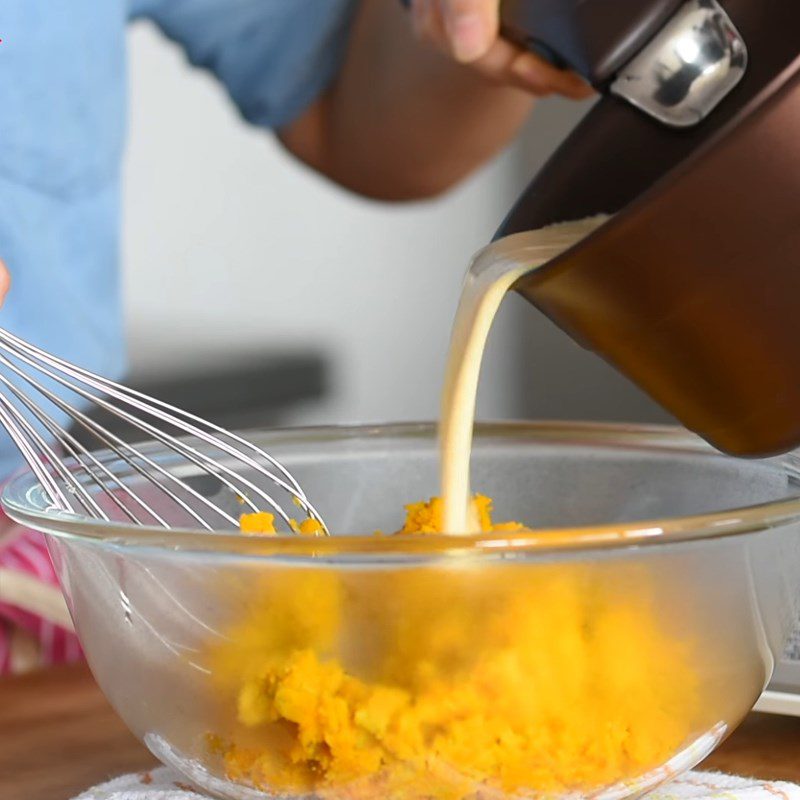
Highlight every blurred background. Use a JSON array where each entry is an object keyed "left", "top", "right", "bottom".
[{"left": 122, "top": 20, "right": 674, "bottom": 431}]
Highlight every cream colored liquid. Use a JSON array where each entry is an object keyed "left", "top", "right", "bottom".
[{"left": 439, "top": 217, "right": 609, "bottom": 533}]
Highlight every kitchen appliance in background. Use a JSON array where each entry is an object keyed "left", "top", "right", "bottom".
[{"left": 758, "top": 639, "right": 800, "bottom": 717}]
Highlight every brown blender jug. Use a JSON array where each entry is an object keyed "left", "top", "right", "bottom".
[{"left": 493, "top": 0, "right": 800, "bottom": 457}]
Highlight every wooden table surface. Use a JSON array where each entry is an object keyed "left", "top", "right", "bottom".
[{"left": 1, "top": 665, "right": 799, "bottom": 800}]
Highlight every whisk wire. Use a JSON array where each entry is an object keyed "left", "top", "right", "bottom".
[
  {"left": 0, "top": 327, "right": 327, "bottom": 524},
  {"left": 0, "top": 329, "right": 314, "bottom": 502},
  {"left": 0, "top": 373, "right": 182, "bottom": 527},
  {"left": 0, "top": 327, "right": 328, "bottom": 534},
  {"left": 0, "top": 396, "right": 108, "bottom": 519},
  {"left": 0, "top": 395, "right": 73, "bottom": 511},
  {"left": 0, "top": 348, "right": 234, "bottom": 529}
]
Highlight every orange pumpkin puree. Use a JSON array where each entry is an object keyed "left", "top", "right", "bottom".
[
  {"left": 239, "top": 511, "right": 324, "bottom": 537},
  {"left": 205, "top": 498, "right": 699, "bottom": 799}
]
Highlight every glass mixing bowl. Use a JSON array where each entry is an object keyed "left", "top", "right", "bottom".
[{"left": 4, "top": 421, "right": 800, "bottom": 800}]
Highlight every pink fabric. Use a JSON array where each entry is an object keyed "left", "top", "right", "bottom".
[{"left": 0, "top": 515, "right": 83, "bottom": 674}]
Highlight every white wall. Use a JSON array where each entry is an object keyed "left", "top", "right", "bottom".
[{"left": 123, "top": 21, "right": 527, "bottom": 426}]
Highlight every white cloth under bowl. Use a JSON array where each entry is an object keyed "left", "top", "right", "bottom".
[{"left": 74, "top": 769, "right": 800, "bottom": 800}]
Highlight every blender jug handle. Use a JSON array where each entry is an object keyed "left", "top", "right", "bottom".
[{"left": 398, "top": 0, "right": 683, "bottom": 86}]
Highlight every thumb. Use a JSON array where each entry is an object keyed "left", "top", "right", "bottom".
[{"left": 438, "top": 0, "right": 499, "bottom": 62}]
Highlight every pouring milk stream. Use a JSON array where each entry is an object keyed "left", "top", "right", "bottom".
[{"left": 439, "top": 216, "right": 608, "bottom": 533}]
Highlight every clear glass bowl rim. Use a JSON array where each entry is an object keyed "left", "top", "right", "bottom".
[{"left": 4, "top": 420, "right": 800, "bottom": 560}]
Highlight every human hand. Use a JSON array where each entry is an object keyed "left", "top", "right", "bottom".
[{"left": 409, "top": 0, "right": 593, "bottom": 99}]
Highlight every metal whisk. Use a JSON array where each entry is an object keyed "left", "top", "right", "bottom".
[{"left": 0, "top": 327, "right": 327, "bottom": 533}]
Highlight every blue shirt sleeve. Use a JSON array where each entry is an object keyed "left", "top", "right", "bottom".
[{"left": 133, "top": 0, "right": 359, "bottom": 130}]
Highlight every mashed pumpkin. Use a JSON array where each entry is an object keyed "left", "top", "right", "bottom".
[
  {"left": 239, "top": 510, "right": 324, "bottom": 537},
  {"left": 206, "top": 498, "right": 699, "bottom": 799}
]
